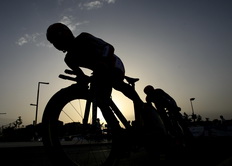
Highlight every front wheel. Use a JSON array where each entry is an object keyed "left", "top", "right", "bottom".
[{"left": 42, "top": 84, "right": 117, "bottom": 166}]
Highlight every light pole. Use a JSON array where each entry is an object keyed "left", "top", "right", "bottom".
[
  {"left": 190, "top": 98, "right": 196, "bottom": 122},
  {"left": 31, "top": 82, "right": 49, "bottom": 125}
]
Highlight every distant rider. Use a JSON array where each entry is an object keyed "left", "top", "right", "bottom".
[
  {"left": 143, "top": 85, "right": 182, "bottom": 131},
  {"left": 144, "top": 85, "right": 181, "bottom": 113}
]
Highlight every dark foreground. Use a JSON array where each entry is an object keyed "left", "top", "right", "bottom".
[
  {"left": 186, "top": 137, "right": 232, "bottom": 166},
  {"left": 0, "top": 137, "right": 232, "bottom": 166}
]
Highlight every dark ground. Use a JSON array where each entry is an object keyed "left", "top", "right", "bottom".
[
  {"left": 0, "top": 137, "right": 232, "bottom": 166},
  {"left": 180, "top": 136, "right": 232, "bottom": 166}
]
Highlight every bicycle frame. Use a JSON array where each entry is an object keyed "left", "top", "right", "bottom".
[
  {"left": 59, "top": 69, "right": 134, "bottom": 130},
  {"left": 83, "top": 96, "right": 131, "bottom": 129}
]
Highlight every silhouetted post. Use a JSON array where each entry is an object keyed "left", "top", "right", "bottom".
[
  {"left": 190, "top": 98, "right": 196, "bottom": 122},
  {"left": 31, "top": 82, "right": 49, "bottom": 125}
]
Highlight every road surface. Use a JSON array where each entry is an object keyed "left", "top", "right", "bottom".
[{"left": 0, "top": 137, "right": 232, "bottom": 166}]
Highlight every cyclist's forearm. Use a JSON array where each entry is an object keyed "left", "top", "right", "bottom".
[
  {"left": 68, "top": 65, "right": 86, "bottom": 77},
  {"left": 75, "top": 67, "right": 86, "bottom": 77}
]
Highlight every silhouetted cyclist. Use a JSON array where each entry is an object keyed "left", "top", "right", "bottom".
[
  {"left": 144, "top": 85, "right": 182, "bottom": 131},
  {"left": 144, "top": 85, "right": 181, "bottom": 113},
  {"left": 46, "top": 23, "right": 142, "bottom": 131}
]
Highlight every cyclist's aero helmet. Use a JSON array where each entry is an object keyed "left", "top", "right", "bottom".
[
  {"left": 144, "top": 85, "right": 155, "bottom": 94},
  {"left": 46, "top": 23, "right": 73, "bottom": 43}
]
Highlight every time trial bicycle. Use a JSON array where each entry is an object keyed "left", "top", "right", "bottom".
[{"left": 42, "top": 69, "right": 192, "bottom": 166}]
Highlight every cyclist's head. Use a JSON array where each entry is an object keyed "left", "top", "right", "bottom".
[
  {"left": 144, "top": 85, "right": 155, "bottom": 95},
  {"left": 46, "top": 23, "right": 75, "bottom": 52}
]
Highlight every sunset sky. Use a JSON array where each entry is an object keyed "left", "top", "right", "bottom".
[{"left": 0, "top": 0, "right": 232, "bottom": 126}]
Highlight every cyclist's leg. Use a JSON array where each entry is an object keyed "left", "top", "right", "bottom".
[
  {"left": 92, "top": 63, "right": 122, "bottom": 132},
  {"left": 92, "top": 65, "right": 132, "bottom": 155},
  {"left": 112, "top": 70, "right": 143, "bottom": 124},
  {"left": 114, "top": 80, "right": 142, "bottom": 104}
]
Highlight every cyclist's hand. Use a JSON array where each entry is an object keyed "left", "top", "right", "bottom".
[{"left": 77, "top": 74, "right": 90, "bottom": 85}]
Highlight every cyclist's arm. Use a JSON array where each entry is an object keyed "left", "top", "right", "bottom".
[
  {"left": 73, "top": 67, "right": 86, "bottom": 77},
  {"left": 162, "top": 91, "right": 180, "bottom": 110},
  {"left": 65, "top": 59, "right": 89, "bottom": 82}
]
